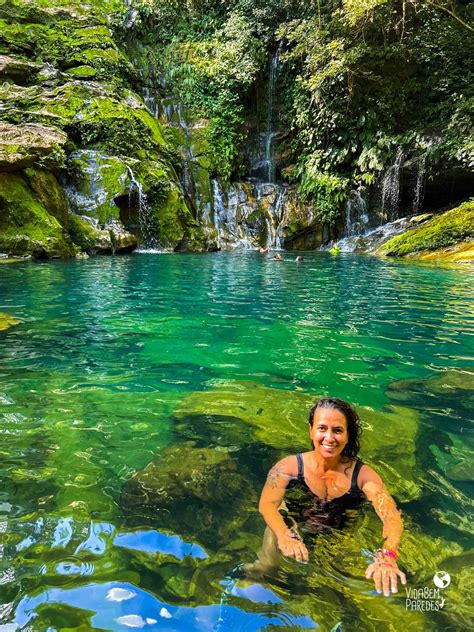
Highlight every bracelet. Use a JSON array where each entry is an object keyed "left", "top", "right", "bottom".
[{"left": 376, "top": 547, "right": 398, "bottom": 561}]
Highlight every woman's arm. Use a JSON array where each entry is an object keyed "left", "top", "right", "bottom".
[
  {"left": 359, "top": 465, "right": 406, "bottom": 596},
  {"left": 259, "top": 457, "right": 309, "bottom": 562}
]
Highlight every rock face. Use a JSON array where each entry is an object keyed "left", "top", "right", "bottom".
[
  {"left": 0, "top": 0, "right": 195, "bottom": 257},
  {"left": 0, "top": 123, "right": 67, "bottom": 172}
]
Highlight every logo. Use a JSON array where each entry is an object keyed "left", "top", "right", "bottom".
[
  {"left": 433, "top": 571, "right": 451, "bottom": 589},
  {"left": 405, "top": 571, "right": 451, "bottom": 612}
]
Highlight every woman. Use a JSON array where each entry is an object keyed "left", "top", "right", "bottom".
[{"left": 256, "top": 397, "right": 406, "bottom": 597}]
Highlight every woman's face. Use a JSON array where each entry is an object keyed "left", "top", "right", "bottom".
[{"left": 310, "top": 407, "right": 349, "bottom": 459}]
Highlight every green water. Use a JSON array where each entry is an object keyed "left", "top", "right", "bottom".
[{"left": 0, "top": 252, "right": 472, "bottom": 631}]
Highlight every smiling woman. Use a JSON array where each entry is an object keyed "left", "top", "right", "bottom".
[{"left": 252, "top": 397, "right": 406, "bottom": 597}]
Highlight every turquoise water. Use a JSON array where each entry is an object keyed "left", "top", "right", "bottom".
[{"left": 0, "top": 252, "right": 472, "bottom": 630}]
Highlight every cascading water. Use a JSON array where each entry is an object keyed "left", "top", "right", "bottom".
[
  {"left": 263, "top": 47, "right": 280, "bottom": 183},
  {"left": 344, "top": 189, "right": 369, "bottom": 237},
  {"left": 412, "top": 154, "right": 426, "bottom": 212},
  {"left": 126, "top": 167, "right": 160, "bottom": 251},
  {"left": 203, "top": 47, "right": 290, "bottom": 250},
  {"left": 381, "top": 148, "right": 404, "bottom": 221}
]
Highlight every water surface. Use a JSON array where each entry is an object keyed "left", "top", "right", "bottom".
[{"left": 0, "top": 252, "right": 472, "bottom": 630}]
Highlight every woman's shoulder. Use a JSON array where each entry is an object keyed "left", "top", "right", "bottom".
[{"left": 272, "top": 454, "right": 301, "bottom": 478}]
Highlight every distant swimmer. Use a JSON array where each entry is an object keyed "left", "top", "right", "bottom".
[
  {"left": 274, "top": 254, "right": 282, "bottom": 261},
  {"left": 295, "top": 256, "right": 303, "bottom": 262},
  {"left": 259, "top": 246, "right": 269, "bottom": 253}
]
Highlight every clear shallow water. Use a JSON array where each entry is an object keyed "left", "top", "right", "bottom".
[{"left": 0, "top": 252, "right": 473, "bottom": 631}]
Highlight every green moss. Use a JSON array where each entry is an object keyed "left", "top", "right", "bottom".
[
  {"left": 23, "top": 168, "right": 69, "bottom": 224},
  {"left": 153, "top": 184, "right": 190, "bottom": 249},
  {"left": 0, "top": 171, "right": 77, "bottom": 257},
  {"left": 380, "top": 200, "right": 474, "bottom": 257},
  {"left": 65, "top": 150, "right": 127, "bottom": 223},
  {"left": 66, "top": 213, "right": 103, "bottom": 251},
  {"left": 66, "top": 65, "right": 96, "bottom": 78}
]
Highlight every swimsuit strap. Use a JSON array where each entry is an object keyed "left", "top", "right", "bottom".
[
  {"left": 350, "top": 460, "right": 364, "bottom": 492},
  {"left": 296, "top": 453, "right": 304, "bottom": 481}
]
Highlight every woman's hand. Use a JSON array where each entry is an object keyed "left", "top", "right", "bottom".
[
  {"left": 277, "top": 529, "right": 308, "bottom": 563},
  {"left": 365, "top": 556, "right": 406, "bottom": 596}
]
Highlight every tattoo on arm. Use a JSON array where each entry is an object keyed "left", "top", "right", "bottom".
[{"left": 266, "top": 466, "right": 285, "bottom": 489}]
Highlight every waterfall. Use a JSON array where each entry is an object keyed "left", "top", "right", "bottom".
[
  {"left": 249, "top": 48, "right": 280, "bottom": 183},
  {"left": 381, "top": 148, "right": 404, "bottom": 221},
  {"left": 412, "top": 154, "right": 426, "bottom": 212},
  {"left": 126, "top": 167, "right": 160, "bottom": 250},
  {"left": 264, "top": 47, "right": 280, "bottom": 183},
  {"left": 344, "top": 189, "right": 369, "bottom": 237}
]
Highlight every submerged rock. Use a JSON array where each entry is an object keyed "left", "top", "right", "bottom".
[
  {"left": 121, "top": 444, "right": 251, "bottom": 547},
  {"left": 176, "top": 382, "right": 423, "bottom": 501}
]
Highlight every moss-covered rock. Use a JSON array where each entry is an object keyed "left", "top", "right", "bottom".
[
  {"left": 0, "top": 171, "right": 77, "bottom": 257},
  {"left": 63, "top": 149, "right": 127, "bottom": 223},
  {"left": 176, "top": 382, "right": 423, "bottom": 500},
  {"left": 378, "top": 200, "right": 474, "bottom": 261},
  {"left": 65, "top": 64, "right": 96, "bottom": 79},
  {"left": 0, "top": 123, "right": 67, "bottom": 171},
  {"left": 121, "top": 443, "right": 252, "bottom": 548}
]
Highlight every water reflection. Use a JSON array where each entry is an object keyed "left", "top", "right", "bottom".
[
  {"left": 114, "top": 529, "right": 208, "bottom": 560},
  {"left": 14, "top": 581, "right": 317, "bottom": 631}
]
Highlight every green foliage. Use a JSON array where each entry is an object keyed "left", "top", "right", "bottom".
[
  {"left": 279, "top": 0, "right": 473, "bottom": 213},
  {"left": 297, "top": 162, "right": 349, "bottom": 225}
]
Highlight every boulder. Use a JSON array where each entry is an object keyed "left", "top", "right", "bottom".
[
  {"left": 105, "top": 217, "right": 137, "bottom": 253},
  {"left": 0, "top": 123, "right": 67, "bottom": 171},
  {"left": 377, "top": 200, "right": 474, "bottom": 261}
]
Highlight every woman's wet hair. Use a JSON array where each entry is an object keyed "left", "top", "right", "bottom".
[{"left": 308, "top": 397, "right": 361, "bottom": 459}]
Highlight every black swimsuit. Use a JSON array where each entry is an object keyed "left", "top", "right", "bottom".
[{"left": 285, "top": 454, "right": 365, "bottom": 533}]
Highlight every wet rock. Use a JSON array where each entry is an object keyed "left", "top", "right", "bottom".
[
  {"left": 105, "top": 217, "right": 137, "bottom": 253},
  {"left": 0, "top": 123, "right": 67, "bottom": 172},
  {"left": 0, "top": 171, "right": 77, "bottom": 258},
  {"left": 377, "top": 201, "right": 474, "bottom": 261},
  {"left": 62, "top": 150, "right": 128, "bottom": 224}
]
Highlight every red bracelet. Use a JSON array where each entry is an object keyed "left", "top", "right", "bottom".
[{"left": 382, "top": 548, "right": 398, "bottom": 561}]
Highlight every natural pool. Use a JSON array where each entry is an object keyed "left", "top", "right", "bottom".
[{"left": 0, "top": 252, "right": 472, "bottom": 631}]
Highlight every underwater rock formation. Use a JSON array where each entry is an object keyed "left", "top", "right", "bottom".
[{"left": 121, "top": 443, "right": 252, "bottom": 549}]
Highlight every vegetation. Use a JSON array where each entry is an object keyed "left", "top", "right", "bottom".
[{"left": 114, "top": 0, "right": 473, "bottom": 224}]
